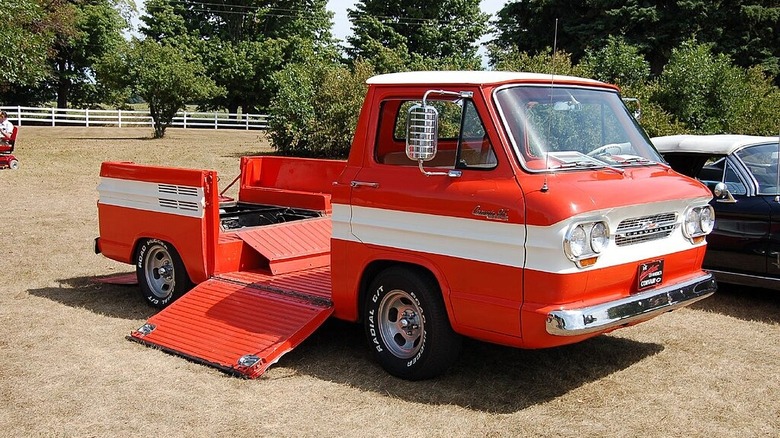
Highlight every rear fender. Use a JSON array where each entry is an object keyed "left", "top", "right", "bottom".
[{"left": 97, "top": 161, "right": 220, "bottom": 284}]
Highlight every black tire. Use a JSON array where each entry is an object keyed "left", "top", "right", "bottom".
[
  {"left": 364, "top": 266, "right": 462, "bottom": 380},
  {"left": 135, "top": 239, "right": 192, "bottom": 309}
]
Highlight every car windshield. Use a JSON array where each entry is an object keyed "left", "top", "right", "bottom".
[
  {"left": 736, "top": 143, "right": 780, "bottom": 195},
  {"left": 494, "top": 85, "right": 663, "bottom": 172}
]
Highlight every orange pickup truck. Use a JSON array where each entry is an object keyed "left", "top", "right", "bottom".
[{"left": 96, "top": 71, "right": 716, "bottom": 380}]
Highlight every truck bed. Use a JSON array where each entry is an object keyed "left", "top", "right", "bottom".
[{"left": 219, "top": 202, "right": 322, "bottom": 230}]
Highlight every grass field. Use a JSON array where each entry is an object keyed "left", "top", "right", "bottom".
[{"left": 1, "top": 127, "right": 778, "bottom": 437}]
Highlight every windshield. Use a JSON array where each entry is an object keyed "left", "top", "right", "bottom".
[
  {"left": 736, "top": 143, "right": 780, "bottom": 195},
  {"left": 495, "top": 85, "right": 663, "bottom": 172}
]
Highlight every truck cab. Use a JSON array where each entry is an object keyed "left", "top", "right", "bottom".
[{"left": 329, "top": 72, "right": 715, "bottom": 377}]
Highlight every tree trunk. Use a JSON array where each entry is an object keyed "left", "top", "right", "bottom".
[{"left": 56, "top": 59, "right": 69, "bottom": 109}]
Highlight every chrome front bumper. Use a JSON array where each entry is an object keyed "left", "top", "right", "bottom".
[{"left": 546, "top": 273, "right": 716, "bottom": 336}]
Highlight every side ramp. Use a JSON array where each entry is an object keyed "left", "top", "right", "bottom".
[{"left": 128, "top": 267, "right": 332, "bottom": 378}]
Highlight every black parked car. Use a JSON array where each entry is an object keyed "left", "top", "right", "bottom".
[{"left": 653, "top": 135, "right": 780, "bottom": 290}]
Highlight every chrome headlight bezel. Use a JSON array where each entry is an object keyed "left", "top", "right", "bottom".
[
  {"left": 682, "top": 204, "right": 715, "bottom": 241},
  {"left": 564, "top": 218, "right": 611, "bottom": 267}
]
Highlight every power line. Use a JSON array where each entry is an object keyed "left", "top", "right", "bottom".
[{"left": 145, "top": 0, "right": 476, "bottom": 28}]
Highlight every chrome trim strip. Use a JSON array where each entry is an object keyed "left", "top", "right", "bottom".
[
  {"left": 708, "top": 269, "right": 780, "bottom": 291},
  {"left": 546, "top": 273, "right": 716, "bottom": 336}
]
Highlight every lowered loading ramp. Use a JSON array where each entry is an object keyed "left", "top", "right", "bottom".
[{"left": 129, "top": 267, "right": 333, "bottom": 378}]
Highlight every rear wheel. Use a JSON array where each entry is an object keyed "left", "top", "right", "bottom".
[
  {"left": 135, "top": 239, "right": 191, "bottom": 309},
  {"left": 364, "top": 266, "right": 462, "bottom": 380},
  {"left": 9, "top": 159, "right": 18, "bottom": 170}
]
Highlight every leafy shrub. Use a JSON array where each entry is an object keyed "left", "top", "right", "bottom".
[
  {"left": 580, "top": 36, "right": 650, "bottom": 87},
  {"left": 653, "top": 39, "right": 780, "bottom": 135},
  {"left": 268, "top": 59, "right": 374, "bottom": 158}
]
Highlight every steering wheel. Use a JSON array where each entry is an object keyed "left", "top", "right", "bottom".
[{"left": 587, "top": 143, "right": 625, "bottom": 157}]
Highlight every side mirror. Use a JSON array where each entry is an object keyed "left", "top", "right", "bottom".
[
  {"left": 405, "top": 103, "right": 438, "bottom": 162},
  {"left": 713, "top": 182, "right": 737, "bottom": 203}
]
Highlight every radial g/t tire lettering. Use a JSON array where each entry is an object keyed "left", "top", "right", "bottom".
[
  {"left": 135, "top": 239, "right": 191, "bottom": 309},
  {"left": 364, "top": 266, "right": 462, "bottom": 380}
]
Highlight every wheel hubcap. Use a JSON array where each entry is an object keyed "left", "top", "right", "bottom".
[
  {"left": 378, "top": 290, "right": 424, "bottom": 359},
  {"left": 144, "top": 246, "right": 175, "bottom": 298}
]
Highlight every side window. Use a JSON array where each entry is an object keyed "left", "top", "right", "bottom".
[
  {"left": 723, "top": 162, "right": 747, "bottom": 195},
  {"left": 696, "top": 156, "right": 746, "bottom": 195},
  {"left": 376, "top": 98, "right": 496, "bottom": 170},
  {"left": 736, "top": 144, "right": 779, "bottom": 195},
  {"left": 457, "top": 100, "right": 497, "bottom": 169}
]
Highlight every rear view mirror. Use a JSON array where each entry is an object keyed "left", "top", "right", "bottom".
[
  {"left": 623, "top": 97, "right": 642, "bottom": 121},
  {"left": 406, "top": 103, "right": 438, "bottom": 162}
]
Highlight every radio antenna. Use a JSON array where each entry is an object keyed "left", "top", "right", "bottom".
[{"left": 541, "top": 18, "right": 559, "bottom": 193}]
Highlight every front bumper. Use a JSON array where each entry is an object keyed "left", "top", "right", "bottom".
[{"left": 546, "top": 272, "right": 716, "bottom": 336}]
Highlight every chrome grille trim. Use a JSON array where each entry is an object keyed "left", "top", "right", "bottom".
[{"left": 615, "top": 212, "right": 678, "bottom": 246}]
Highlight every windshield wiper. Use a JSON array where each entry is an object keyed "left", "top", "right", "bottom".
[
  {"left": 612, "top": 156, "right": 652, "bottom": 165},
  {"left": 555, "top": 160, "right": 625, "bottom": 174}
]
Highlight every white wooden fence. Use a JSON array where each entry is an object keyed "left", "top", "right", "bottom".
[{"left": 0, "top": 106, "right": 268, "bottom": 130}]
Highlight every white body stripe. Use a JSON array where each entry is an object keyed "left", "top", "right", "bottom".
[
  {"left": 333, "top": 197, "right": 709, "bottom": 274},
  {"left": 332, "top": 204, "right": 527, "bottom": 268},
  {"left": 98, "top": 177, "right": 204, "bottom": 218}
]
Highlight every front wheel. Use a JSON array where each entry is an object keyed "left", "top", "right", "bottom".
[
  {"left": 135, "top": 239, "right": 191, "bottom": 309},
  {"left": 364, "top": 267, "right": 462, "bottom": 380}
]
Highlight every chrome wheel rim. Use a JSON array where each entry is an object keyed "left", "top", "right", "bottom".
[
  {"left": 143, "top": 246, "right": 175, "bottom": 298},
  {"left": 378, "top": 289, "right": 424, "bottom": 359}
]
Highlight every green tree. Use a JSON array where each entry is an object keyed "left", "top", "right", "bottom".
[
  {"left": 713, "top": 2, "right": 780, "bottom": 79},
  {"left": 347, "top": 0, "right": 487, "bottom": 67},
  {"left": 103, "top": 39, "right": 222, "bottom": 138},
  {"left": 492, "top": 48, "right": 588, "bottom": 77},
  {"left": 141, "top": 0, "right": 335, "bottom": 113},
  {"left": 580, "top": 36, "right": 650, "bottom": 87},
  {"left": 35, "top": 0, "right": 131, "bottom": 108},
  {"left": 491, "top": 0, "right": 780, "bottom": 81},
  {"left": 0, "top": 0, "right": 56, "bottom": 96}
]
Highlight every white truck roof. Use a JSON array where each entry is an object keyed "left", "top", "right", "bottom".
[
  {"left": 653, "top": 134, "right": 780, "bottom": 155},
  {"left": 366, "top": 71, "right": 608, "bottom": 87}
]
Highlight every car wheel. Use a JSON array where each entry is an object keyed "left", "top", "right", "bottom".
[
  {"left": 364, "top": 266, "right": 462, "bottom": 380},
  {"left": 135, "top": 239, "right": 191, "bottom": 309},
  {"left": 9, "top": 159, "right": 18, "bottom": 170}
]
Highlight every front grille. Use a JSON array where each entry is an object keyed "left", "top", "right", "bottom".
[{"left": 615, "top": 212, "right": 678, "bottom": 246}]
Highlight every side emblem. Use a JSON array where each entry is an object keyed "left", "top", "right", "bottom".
[{"left": 472, "top": 206, "right": 509, "bottom": 222}]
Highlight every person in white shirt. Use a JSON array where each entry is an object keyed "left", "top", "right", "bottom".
[{"left": 0, "top": 111, "right": 14, "bottom": 145}]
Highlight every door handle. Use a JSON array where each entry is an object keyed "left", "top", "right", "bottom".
[{"left": 350, "top": 181, "right": 379, "bottom": 188}]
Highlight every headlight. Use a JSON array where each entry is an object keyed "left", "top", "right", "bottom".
[
  {"left": 564, "top": 219, "right": 609, "bottom": 267},
  {"left": 684, "top": 208, "right": 700, "bottom": 236},
  {"left": 567, "top": 225, "right": 587, "bottom": 258},
  {"left": 683, "top": 204, "right": 715, "bottom": 241},
  {"left": 590, "top": 222, "right": 609, "bottom": 253},
  {"left": 699, "top": 205, "right": 715, "bottom": 234}
]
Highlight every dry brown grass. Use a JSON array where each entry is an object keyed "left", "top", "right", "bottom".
[{"left": 1, "top": 127, "right": 778, "bottom": 437}]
